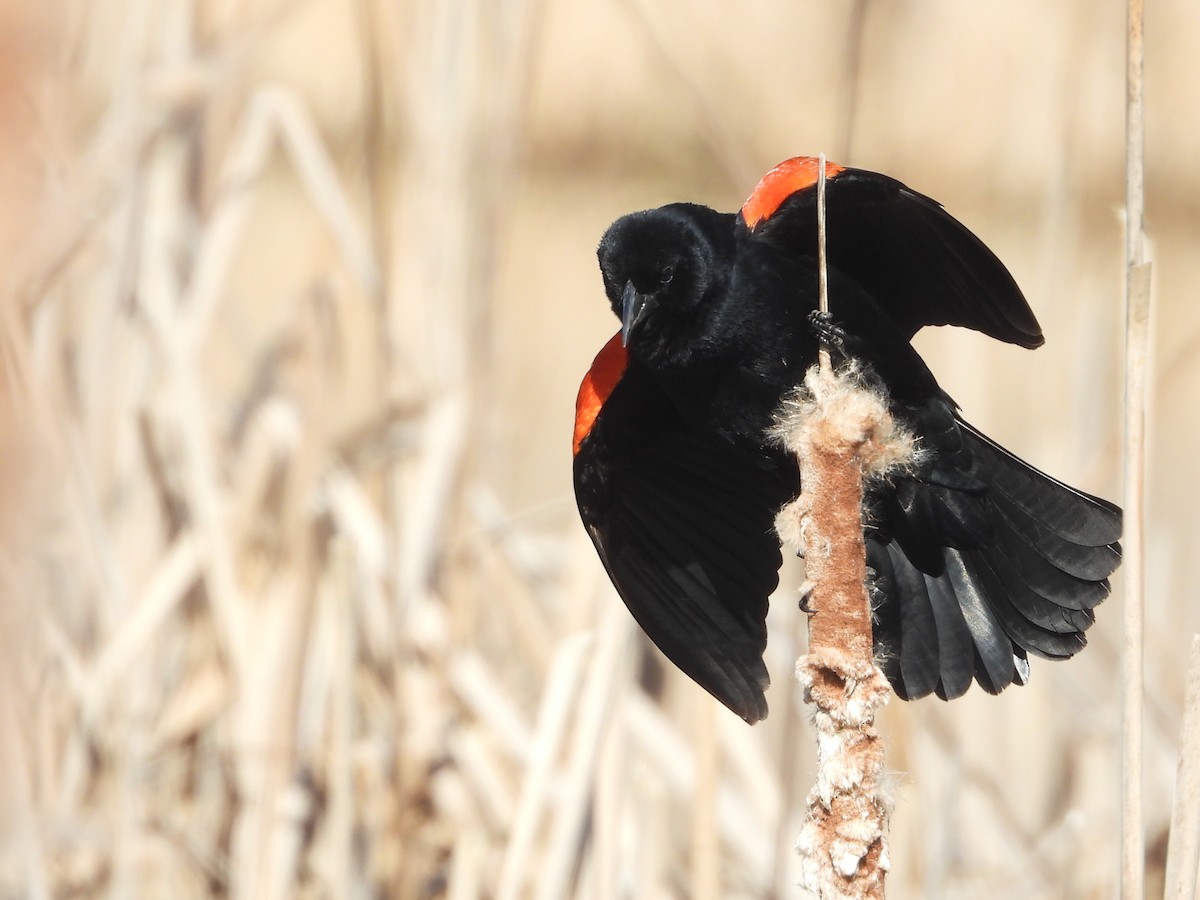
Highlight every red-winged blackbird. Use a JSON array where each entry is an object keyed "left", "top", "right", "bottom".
[{"left": 573, "top": 157, "right": 1122, "bottom": 723}]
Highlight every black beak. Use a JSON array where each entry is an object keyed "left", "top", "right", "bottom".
[{"left": 621, "top": 281, "right": 646, "bottom": 347}]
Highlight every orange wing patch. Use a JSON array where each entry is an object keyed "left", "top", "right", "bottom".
[
  {"left": 740, "top": 156, "right": 847, "bottom": 230},
  {"left": 573, "top": 331, "right": 628, "bottom": 455}
]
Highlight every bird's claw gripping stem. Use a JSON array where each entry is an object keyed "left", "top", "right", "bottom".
[{"left": 808, "top": 309, "right": 848, "bottom": 354}]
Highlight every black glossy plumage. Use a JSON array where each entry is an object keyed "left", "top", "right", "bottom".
[{"left": 573, "top": 159, "right": 1122, "bottom": 723}]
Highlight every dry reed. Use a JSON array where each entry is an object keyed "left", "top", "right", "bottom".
[{"left": 1122, "top": 0, "right": 1149, "bottom": 894}]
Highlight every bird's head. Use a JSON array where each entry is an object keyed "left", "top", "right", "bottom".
[{"left": 596, "top": 203, "right": 733, "bottom": 361}]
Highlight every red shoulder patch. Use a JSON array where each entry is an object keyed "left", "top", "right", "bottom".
[
  {"left": 740, "top": 156, "right": 847, "bottom": 230},
  {"left": 573, "top": 332, "right": 627, "bottom": 455}
]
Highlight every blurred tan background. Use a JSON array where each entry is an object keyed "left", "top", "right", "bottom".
[{"left": 0, "top": 0, "right": 1197, "bottom": 897}]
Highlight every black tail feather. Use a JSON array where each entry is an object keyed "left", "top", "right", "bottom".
[
  {"left": 990, "top": 492, "right": 1122, "bottom": 580},
  {"left": 943, "top": 548, "right": 1019, "bottom": 692},
  {"left": 869, "top": 414, "right": 1121, "bottom": 700}
]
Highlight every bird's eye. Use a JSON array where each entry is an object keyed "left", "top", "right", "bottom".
[{"left": 659, "top": 265, "right": 675, "bottom": 284}]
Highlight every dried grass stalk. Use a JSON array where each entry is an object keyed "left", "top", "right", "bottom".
[
  {"left": 1164, "top": 635, "right": 1200, "bottom": 899},
  {"left": 1122, "top": 0, "right": 1150, "bottom": 892}
]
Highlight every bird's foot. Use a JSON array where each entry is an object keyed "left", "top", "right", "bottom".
[
  {"left": 807, "top": 310, "right": 848, "bottom": 354},
  {"left": 798, "top": 580, "right": 815, "bottom": 614}
]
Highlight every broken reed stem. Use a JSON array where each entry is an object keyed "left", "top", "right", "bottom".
[
  {"left": 1122, "top": 0, "right": 1149, "bottom": 895},
  {"left": 1164, "top": 635, "right": 1200, "bottom": 899},
  {"left": 773, "top": 365, "right": 915, "bottom": 900}
]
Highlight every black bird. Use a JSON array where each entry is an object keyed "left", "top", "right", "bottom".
[{"left": 573, "top": 157, "right": 1122, "bottom": 723}]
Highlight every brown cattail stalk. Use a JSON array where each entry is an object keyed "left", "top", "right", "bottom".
[
  {"left": 772, "top": 363, "right": 914, "bottom": 900},
  {"left": 771, "top": 155, "right": 915, "bottom": 898}
]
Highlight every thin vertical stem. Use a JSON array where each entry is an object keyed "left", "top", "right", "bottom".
[
  {"left": 1164, "top": 635, "right": 1200, "bottom": 900},
  {"left": 817, "top": 154, "right": 832, "bottom": 374},
  {"left": 1121, "top": 0, "right": 1148, "bottom": 895},
  {"left": 837, "top": 1, "right": 869, "bottom": 162},
  {"left": 690, "top": 696, "right": 720, "bottom": 900}
]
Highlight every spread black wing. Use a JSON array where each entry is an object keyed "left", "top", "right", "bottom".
[
  {"left": 573, "top": 365, "right": 799, "bottom": 722},
  {"left": 747, "top": 167, "right": 1045, "bottom": 349}
]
